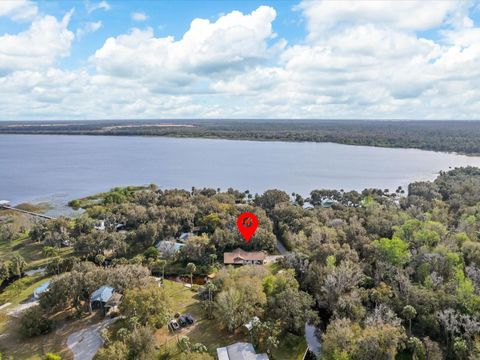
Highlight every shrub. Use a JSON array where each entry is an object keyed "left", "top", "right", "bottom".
[
  {"left": 45, "top": 353, "right": 61, "bottom": 360},
  {"left": 20, "top": 305, "right": 53, "bottom": 337}
]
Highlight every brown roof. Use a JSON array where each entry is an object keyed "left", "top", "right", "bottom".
[{"left": 224, "top": 248, "right": 266, "bottom": 264}]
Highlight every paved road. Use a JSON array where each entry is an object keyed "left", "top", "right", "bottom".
[{"left": 67, "top": 318, "right": 115, "bottom": 360}]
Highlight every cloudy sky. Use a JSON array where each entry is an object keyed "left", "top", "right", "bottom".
[{"left": 1, "top": 0, "right": 480, "bottom": 120}]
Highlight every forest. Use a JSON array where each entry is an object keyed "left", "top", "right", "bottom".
[
  {"left": 2, "top": 119, "right": 480, "bottom": 154},
  {"left": 1, "top": 167, "right": 480, "bottom": 359}
]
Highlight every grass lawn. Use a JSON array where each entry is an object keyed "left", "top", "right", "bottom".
[
  {"left": 0, "top": 233, "right": 72, "bottom": 270},
  {"left": 0, "top": 273, "right": 51, "bottom": 307},
  {"left": 155, "top": 280, "right": 307, "bottom": 360}
]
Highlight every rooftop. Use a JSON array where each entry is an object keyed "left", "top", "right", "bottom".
[
  {"left": 156, "top": 240, "right": 185, "bottom": 252},
  {"left": 224, "top": 248, "right": 266, "bottom": 264},
  {"left": 91, "top": 285, "right": 115, "bottom": 303},
  {"left": 217, "top": 342, "right": 268, "bottom": 360}
]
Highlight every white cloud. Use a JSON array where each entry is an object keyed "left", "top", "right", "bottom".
[
  {"left": 76, "top": 21, "right": 103, "bottom": 39},
  {"left": 0, "top": 0, "right": 38, "bottom": 21},
  {"left": 204, "top": 1, "right": 480, "bottom": 119},
  {"left": 86, "top": 1, "right": 111, "bottom": 14},
  {"left": 0, "top": 12, "right": 74, "bottom": 75},
  {"left": 93, "top": 6, "right": 279, "bottom": 85},
  {"left": 298, "top": 0, "right": 468, "bottom": 42},
  {"left": 2, "top": 2, "right": 480, "bottom": 120},
  {"left": 131, "top": 12, "right": 148, "bottom": 22}
]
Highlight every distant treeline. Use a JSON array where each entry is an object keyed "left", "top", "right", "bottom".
[{"left": 2, "top": 119, "right": 480, "bottom": 154}]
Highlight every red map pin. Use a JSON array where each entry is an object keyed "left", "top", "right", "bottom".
[{"left": 237, "top": 212, "right": 258, "bottom": 242}]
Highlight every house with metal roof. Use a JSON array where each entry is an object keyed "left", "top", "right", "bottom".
[
  {"left": 90, "top": 285, "right": 122, "bottom": 316},
  {"left": 156, "top": 240, "right": 185, "bottom": 258},
  {"left": 91, "top": 285, "right": 115, "bottom": 304},
  {"left": 216, "top": 342, "right": 268, "bottom": 360}
]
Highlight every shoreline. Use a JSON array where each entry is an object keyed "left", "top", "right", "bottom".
[{"left": 0, "top": 131, "right": 479, "bottom": 157}]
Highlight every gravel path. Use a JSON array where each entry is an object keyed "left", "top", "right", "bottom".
[{"left": 66, "top": 318, "right": 115, "bottom": 360}]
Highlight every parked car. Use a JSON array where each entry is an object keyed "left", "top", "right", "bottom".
[
  {"left": 178, "top": 316, "right": 188, "bottom": 327},
  {"left": 168, "top": 320, "right": 180, "bottom": 332},
  {"left": 185, "top": 313, "right": 195, "bottom": 324}
]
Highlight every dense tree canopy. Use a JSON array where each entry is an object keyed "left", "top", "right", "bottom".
[{"left": 5, "top": 166, "right": 480, "bottom": 358}]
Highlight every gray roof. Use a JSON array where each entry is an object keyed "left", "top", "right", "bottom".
[
  {"left": 91, "top": 285, "right": 114, "bottom": 303},
  {"left": 216, "top": 342, "right": 268, "bottom": 360}
]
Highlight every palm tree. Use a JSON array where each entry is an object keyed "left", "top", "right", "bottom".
[
  {"left": 157, "top": 259, "right": 167, "bottom": 283},
  {"left": 186, "top": 262, "right": 196, "bottom": 288},
  {"left": 402, "top": 305, "right": 417, "bottom": 336},
  {"left": 205, "top": 281, "right": 216, "bottom": 319}
]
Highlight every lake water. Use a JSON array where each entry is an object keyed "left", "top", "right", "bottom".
[{"left": 2, "top": 134, "right": 480, "bottom": 206}]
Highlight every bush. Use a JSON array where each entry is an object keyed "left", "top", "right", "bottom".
[
  {"left": 68, "top": 199, "right": 81, "bottom": 209},
  {"left": 20, "top": 305, "right": 53, "bottom": 337},
  {"left": 45, "top": 353, "right": 61, "bottom": 360}
]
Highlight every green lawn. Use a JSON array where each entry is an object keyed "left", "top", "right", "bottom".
[
  {"left": 0, "top": 232, "right": 72, "bottom": 270},
  {"left": 0, "top": 273, "right": 51, "bottom": 307}
]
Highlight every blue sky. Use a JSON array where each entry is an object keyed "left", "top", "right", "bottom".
[
  {"left": 1, "top": 0, "right": 480, "bottom": 120},
  {"left": 0, "top": 1, "right": 306, "bottom": 69}
]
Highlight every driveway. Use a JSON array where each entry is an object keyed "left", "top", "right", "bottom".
[
  {"left": 276, "top": 239, "right": 289, "bottom": 255},
  {"left": 66, "top": 318, "right": 115, "bottom": 360}
]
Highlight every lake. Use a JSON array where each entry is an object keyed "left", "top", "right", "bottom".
[{"left": 2, "top": 134, "right": 480, "bottom": 206}]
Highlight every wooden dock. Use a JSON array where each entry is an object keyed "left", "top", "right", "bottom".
[{"left": 0, "top": 205, "right": 55, "bottom": 220}]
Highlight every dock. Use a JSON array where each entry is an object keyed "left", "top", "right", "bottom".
[{"left": 0, "top": 204, "right": 55, "bottom": 220}]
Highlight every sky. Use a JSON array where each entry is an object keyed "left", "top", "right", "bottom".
[{"left": 1, "top": 0, "right": 480, "bottom": 120}]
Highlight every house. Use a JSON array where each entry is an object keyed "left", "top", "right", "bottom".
[
  {"left": 155, "top": 240, "right": 185, "bottom": 258},
  {"left": 223, "top": 248, "right": 266, "bottom": 265},
  {"left": 33, "top": 280, "right": 51, "bottom": 299},
  {"left": 217, "top": 342, "right": 268, "bottom": 360},
  {"left": 91, "top": 285, "right": 120, "bottom": 315}
]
